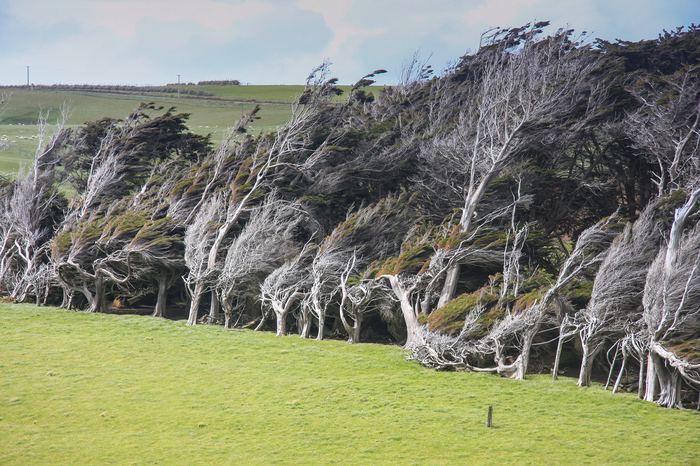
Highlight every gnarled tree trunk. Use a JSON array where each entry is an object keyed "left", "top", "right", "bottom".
[
  {"left": 552, "top": 331, "right": 565, "bottom": 380},
  {"left": 647, "top": 351, "right": 683, "bottom": 408},
  {"left": 88, "top": 275, "right": 107, "bottom": 313},
  {"left": 637, "top": 353, "right": 646, "bottom": 399},
  {"left": 514, "top": 328, "right": 536, "bottom": 380},
  {"left": 153, "top": 275, "right": 168, "bottom": 318},
  {"left": 272, "top": 292, "right": 302, "bottom": 336},
  {"left": 612, "top": 350, "right": 627, "bottom": 394},
  {"left": 300, "top": 320, "right": 311, "bottom": 338},
  {"left": 316, "top": 312, "right": 325, "bottom": 341},
  {"left": 340, "top": 312, "right": 362, "bottom": 344},
  {"left": 437, "top": 265, "right": 460, "bottom": 309},
  {"left": 349, "top": 314, "right": 362, "bottom": 344},
  {"left": 577, "top": 342, "right": 602, "bottom": 387},
  {"left": 209, "top": 293, "right": 221, "bottom": 322},
  {"left": 644, "top": 352, "right": 657, "bottom": 402},
  {"left": 298, "top": 306, "right": 312, "bottom": 338},
  {"left": 187, "top": 281, "right": 204, "bottom": 325},
  {"left": 276, "top": 312, "right": 287, "bottom": 336},
  {"left": 60, "top": 286, "right": 71, "bottom": 308},
  {"left": 384, "top": 275, "right": 423, "bottom": 348}
]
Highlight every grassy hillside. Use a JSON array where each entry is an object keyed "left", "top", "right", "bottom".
[
  {"left": 183, "top": 84, "right": 308, "bottom": 102},
  {"left": 0, "top": 84, "right": 387, "bottom": 174},
  {"left": 1, "top": 304, "right": 698, "bottom": 465},
  {"left": 0, "top": 87, "right": 298, "bottom": 174}
]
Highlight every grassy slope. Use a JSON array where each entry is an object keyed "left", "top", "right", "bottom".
[
  {"left": 185, "top": 84, "right": 308, "bottom": 102},
  {"left": 1, "top": 304, "right": 698, "bottom": 465},
  {"left": 0, "top": 88, "right": 295, "bottom": 174},
  {"left": 186, "top": 84, "right": 383, "bottom": 102},
  {"left": 0, "top": 84, "right": 387, "bottom": 174}
]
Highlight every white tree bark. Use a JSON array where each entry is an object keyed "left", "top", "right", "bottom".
[
  {"left": 382, "top": 274, "right": 424, "bottom": 349},
  {"left": 153, "top": 274, "right": 168, "bottom": 318}
]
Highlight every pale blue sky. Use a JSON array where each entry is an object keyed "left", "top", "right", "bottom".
[{"left": 0, "top": 0, "right": 697, "bottom": 85}]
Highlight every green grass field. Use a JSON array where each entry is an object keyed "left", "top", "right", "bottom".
[
  {"left": 1, "top": 304, "right": 698, "bottom": 465},
  {"left": 184, "top": 84, "right": 308, "bottom": 102}
]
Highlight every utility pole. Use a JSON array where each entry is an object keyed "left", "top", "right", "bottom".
[
  {"left": 177, "top": 74, "right": 181, "bottom": 99},
  {"left": 26, "top": 66, "right": 30, "bottom": 87}
]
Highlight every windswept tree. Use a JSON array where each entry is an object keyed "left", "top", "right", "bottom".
[
  {"left": 52, "top": 213, "right": 109, "bottom": 311},
  {"left": 53, "top": 105, "right": 207, "bottom": 312},
  {"left": 379, "top": 180, "right": 532, "bottom": 349},
  {"left": 184, "top": 195, "right": 224, "bottom": 324},
  {"left": 184, "top": 66, "right": 342, "bottom": 325},
  {"left": 183, "top": 106, "right": 261, "bottom": 225},
  {"left": 303, "top": 241, "right": 345, "bottom": 340},
  {"left": 413, "top": 215, "right": 619, "bottom": 377},
  {"left": 575, "top": 203, "right": 663, "bottom": 387},
  {"left": 217, "top": 195, "right": 309, "bottom": 328},
  {"left": 642, "top": 191, "right": 700, "bottom": 407},
  {"left": 625, "top": 66, "right": 700, "bottom": 407},
  {"left": 68, "top": 104, "right": 206, "bottom": 221},
  {"left": 338, "top": 252, "right": 394, "bottom": 343},
  {"left": 1, "top": 109, "right": 68, "bottom": 302},
  {"left": 260, "top": 242, "right": 314, "bottom": 336},
  {"left": 304, "top": 194, "right": 416, "bottom": 341},
  {"left": 122, "top": 217, "right": 185, "bottom": 317},
  {"left": 627, "top": 67, "right": 700, "bottom": 196},
  {"left": 377, "top": 230, "right": 441, "bottom": 348},
  {"left": 493, "top": 214, "right": 618, "bottom": 379},
  {"left": 419, "top": 24, "right": 605, "bottom": 308}
]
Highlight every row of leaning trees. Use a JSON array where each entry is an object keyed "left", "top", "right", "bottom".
[{"left": 1, "top": 24, "right": 698, "bottom": 408}]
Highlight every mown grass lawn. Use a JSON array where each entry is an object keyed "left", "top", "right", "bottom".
[{"left": 1, "top": 304, "right": 698, "bottom": 465}]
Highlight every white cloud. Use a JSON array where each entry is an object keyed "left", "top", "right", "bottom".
[
  {"left": 8, "top": 0, "right": 276, "bottom": 40},
  {"left": 0, "top": 0, "right": 697, "bottom": 84}
]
